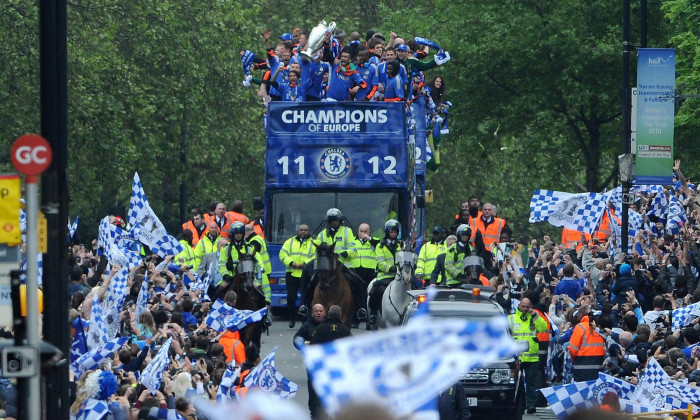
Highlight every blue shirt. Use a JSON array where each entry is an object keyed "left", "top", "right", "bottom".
[
  {"left": 383, "top": 75, "right": 404, "bottom": 101},
  {"left": 553, "top": 277, "right": 583, "bottom": 301},
  {"left": 326, "top": 64, "right": 366, "bottom": 101},
  {"left": 355, "top": 62, "right": 378, "bottom": 101}
]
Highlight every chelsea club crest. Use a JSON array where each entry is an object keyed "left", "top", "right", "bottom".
[{"left": 320, "top": 148, "right": 351, "bottom": 179}]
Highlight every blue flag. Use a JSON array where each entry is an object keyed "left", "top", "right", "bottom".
[
  {"left": 244, "top": 347, "right": 298, "bottom": 399},
  {"left": 141, "top": 338, "right": 173, "bottom": 393},
  {"left": 128, "top": 173, "right": 183, "bottom": 258},
  {"left": 241, "top": 50, "right": 256, "bottom": 77},
  {"left": 301, "top": 316, "right": 523, "bottom": 417}
]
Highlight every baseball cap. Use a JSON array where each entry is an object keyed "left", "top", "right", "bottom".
[
  {"left": 396, "top": 44, "right": 409, "bottom": 52},
  {"left": 279, "top": 33, "right": 293, "bottom": 41}
]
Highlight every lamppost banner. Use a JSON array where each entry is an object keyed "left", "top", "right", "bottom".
[{"left": 635, "top": 48, "right": 675, "bottom": 185}]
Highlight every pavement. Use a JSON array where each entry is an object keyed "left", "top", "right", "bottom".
[{"left": 261, "top": 315, "right": 556, "bottom": 419}]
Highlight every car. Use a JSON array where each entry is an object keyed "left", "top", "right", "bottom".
[{"left": 402, "top": 286, "right": 525, "bottom": 420}]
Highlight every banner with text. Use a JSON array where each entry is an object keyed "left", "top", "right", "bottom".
[{"left": 635, "top": 48, "right": 675, "bottom": 185}]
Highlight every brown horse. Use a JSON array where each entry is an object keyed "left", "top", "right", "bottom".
[
  {"left": 228, "top": 251, "right": 265, "bottom": 350},
  {"left": 311, "top": 242, "right": 356, "bottom": 328}
]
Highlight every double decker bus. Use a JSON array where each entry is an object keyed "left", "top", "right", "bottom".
[{"left": 262, "top": 100, "right": 428, "bottom": 313}]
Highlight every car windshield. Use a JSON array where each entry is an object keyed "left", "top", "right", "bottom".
[{"left": 268, "top": 191, "right": 400, "bottom": 243}]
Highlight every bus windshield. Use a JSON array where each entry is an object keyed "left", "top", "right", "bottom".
[{"left": 268, "top": 191, "right": 400, "bottom": 243}]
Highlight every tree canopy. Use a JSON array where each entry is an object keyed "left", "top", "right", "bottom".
[{"left": 1, "top": 0, "right": 698, "bottom": 241}]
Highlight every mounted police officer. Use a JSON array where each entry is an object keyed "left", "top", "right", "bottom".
[
  {"left": 298, "top": 208, "right": 366, "bottom": 323},
  {"left": 367, "top": 219, "right": 400, "bottom": 324},
  {"left": 313, "top": 208, "right": 357, "bottom": 266}
]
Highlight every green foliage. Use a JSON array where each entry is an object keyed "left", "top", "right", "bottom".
[{"left": 1, "top": 0, "right": 699, "bottom": 242}]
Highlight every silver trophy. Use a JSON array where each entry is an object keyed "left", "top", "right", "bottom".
[{"left": 301, "top": 20, "right": 336, "bottom": 61}]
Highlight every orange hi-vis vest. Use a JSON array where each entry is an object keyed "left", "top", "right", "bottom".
[
  {"left": 561, "top": 228, "right": 591, "bottom": 251},
  {"left": 533, "top": 308, "right": 551, "bottom": 357},
  {"left": 470, "top": 216, "right": 505, "bottom": 251},
  {"left": 568, "top": 315, "right": 605, "bottom": 371},
  {"left": 595, "top": 210, "right": 620, "bottom": 242},
  {"left": 228, "top": 211, "right": 250, "bottom": 226},
  {"left": 182, "top": 220, "right": 208, "bottom": 246}
]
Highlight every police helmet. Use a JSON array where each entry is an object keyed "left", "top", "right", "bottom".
[
  {"left": 384, "top": 219, "right": 400, "bottom": 234},
  {"left": 432, "top": 226, "right": 445, "bottom": 235},
  {"left": 456, "top": 224, "right": 471, "bottom": 238},
  {"left": 326, "top": 208, "right": 342, "bottom": 222},
  {"left": 230, "top": 221, "right": 246, "bottom": 235}
]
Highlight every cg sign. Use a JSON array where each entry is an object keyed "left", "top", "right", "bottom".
[{"left": 11, "top": 134, "right": 52, "bottom": 176}]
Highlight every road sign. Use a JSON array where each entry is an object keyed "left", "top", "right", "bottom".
[
  {"left": 0, "top": 175, "right": 21, "bottom": 245},
  {"left": 1, "top": 346, "right": 38, "bottom": 378},
  {"left": 11, "top": 134, "right": 52, "bottom": 177}
]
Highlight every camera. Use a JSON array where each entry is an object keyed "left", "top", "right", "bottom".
[
  {"left": 677, "top": 358, "right": 685, "bottom": 369},
  {"left": 197, "top": 330, "right": 208, "bottom": 336}
]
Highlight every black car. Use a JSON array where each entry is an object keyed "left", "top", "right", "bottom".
[{"left": 403, "top": 287, "right": 525, "bottom": 420}]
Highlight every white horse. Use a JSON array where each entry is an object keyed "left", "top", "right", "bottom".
[{"left": 367, "top": 243, "right": 417, "bottom": 328}]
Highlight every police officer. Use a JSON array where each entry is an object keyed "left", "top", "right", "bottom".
[
  {"left": 313, "top": 208, "right": 357, "bottom": 267},
  {"left": 444, "top": 224, "right": 477, "bottom": 287},
  {"left": 280, "top": 224, "right": 313, "bottom": 328},
  {"left": 218, "top": 222, "right": 252, "bottom": 292},
  {"left": 416, "top": 226, "right": 447, "bottom": 287},
  {"left": 368, "top": 219, "right": 400, "bottom": 324},
  {"left": 508, "top": 296, "right": 547, "bottom": 414}
]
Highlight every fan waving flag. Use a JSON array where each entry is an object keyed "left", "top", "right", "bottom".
[
  {"left": 529, "top": 190, "right": 607, "bottom": 234},
  {"left": 70, "top": 336, "right": 129, "bottom": 379},
  {"left": 206, "top": 299, "right": 237, "bottom": 332},
  {"left": 225, "top": 307, "right": 268, "bottom": 333},
  {"left": 141, "top": 338, "right": 173, "bottom": 393},
  {"left": 244, "top": 347, "right": 298, "bottom": 399},
  {"left": 301, "top": 316, "right": 523, "bottom": 418},
  {"left": 217, "top": 365, "right": 241, "bottom": 402},
  {"left": 128, "top": 173, "right": 183, "bottom": 258}
]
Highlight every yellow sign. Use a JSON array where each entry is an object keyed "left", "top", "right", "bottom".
[
  {"left": 425, "top": 190, "right": 434, "bottom": 203},
  {"left": 0, "top": 175, "right": 21, "bottom": 245},
  {"left": 38, "top": 211, "right": 47, "bottom": 253}
]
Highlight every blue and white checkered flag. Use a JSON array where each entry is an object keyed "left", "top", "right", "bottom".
[
  {"left": 667, "top": 195, "right": 688, "bottom": 235},
  {"left": 225, "top": 307, "right": 268, "bottom": 333},
  {"left": 244, "top": 347, "right": 298, "bottom": 399},
  {"left": 539, "top": 380, "right": 596, "bottom": 419},
  {"left": 529, "top": 190, "right": 607, "bottom": 234},
  {"left": 128, "top": 173, "right": 183, "bottom": 258},
  {"left": 141, "top": 337, "right": 172, "bottom": 393},
  {"left": 104, "top": 294, "right": 125, "bottom": 342},
  {"left": 71, "top": 318, "right": 89, "bottom": 363},
  {"left": 206, "top": 299, "right": 237, "bottom": 333},
  {"left": 74, "top": 398, "right": 111, "bottom": 420},
  {"left": 70, "top": 336, "right": 128, "bottom": 379},
  {"left": 86, "top": 294, "right": 108, "bottom": 350},
  {"left": 68, "top": 216, "right": 79, "bottom": 241},
  {"left": 592, "top": 373, "right": 636, "bottom": 402},
  {"left": 619, "top": 398, "right": 666, "bottom": 414},
  {"left": 135, "top": 274, "right": 150, "bottom": 320},
  {"left": 217, "top": 365, "right": 241, "bottom": 402},
  {"left": 672, "top": 302, "right": 700, "bottom": 331},
  {"left": 647, "top": 192, "right": 668, "bottom": 220},
  {"left": 302, "top": 316, "right": 523, "bottom": 417},
  {"left": 106, "top": 266, "right": 130, "bottom": 308}
]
